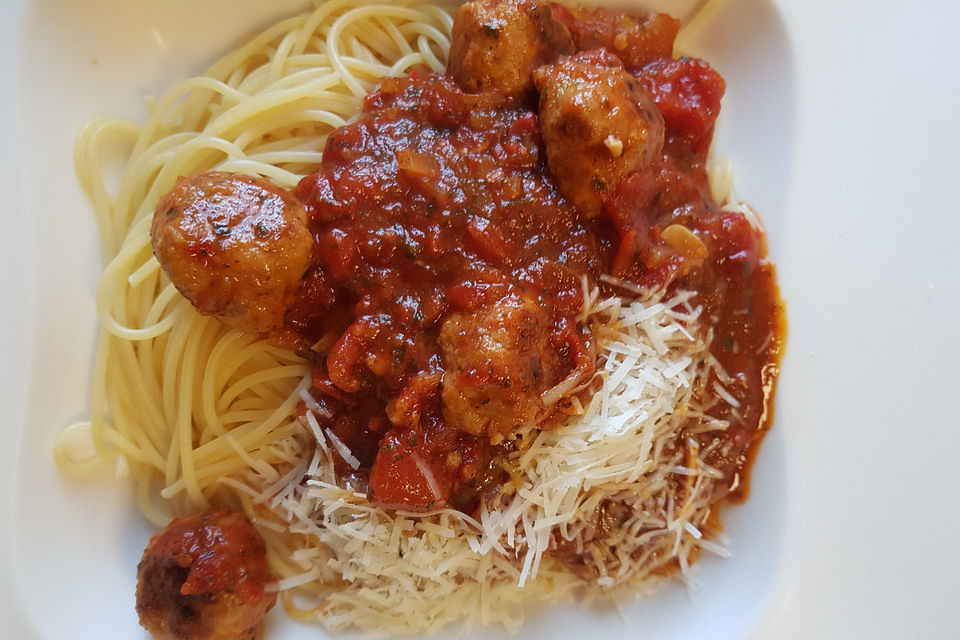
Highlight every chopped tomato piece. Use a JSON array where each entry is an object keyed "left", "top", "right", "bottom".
[
  {"left": 368, "top": 429, "right": 454, "bottom": 511},
  {"left": 639, "top": 57, "right": 726, "bottom": 154},
  {"left": 564, "top": 6, "right": 679, "bottom": 70}
]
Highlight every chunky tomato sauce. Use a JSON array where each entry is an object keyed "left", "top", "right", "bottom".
[
  {"left": 282, "top": 12, "right": 783, "bottom": 512},
  {"left": 288, "top": 72, "right": 612, "bottom": 509}
]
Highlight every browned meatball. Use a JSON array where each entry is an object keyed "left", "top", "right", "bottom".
[
  {"left": 151, "top": 172, "right": 313, "bottom": 335},
  {"left": 449, "top": 0, "right": 574, "bottom": 101},
  {"left": 439, "top": 295, "right": 562, "bottom": 439},
  {"left": 533, "top": 49, "right": 665, "bottom": 216},
  {"left": 136, "top": 508, "right": 277, "bottom": 640}
]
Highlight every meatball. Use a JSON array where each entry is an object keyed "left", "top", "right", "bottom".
[
  {"left": 136, "top": 508, "right": 276, "bottom": 640},
  {"left": 151, "top": 171, "right": 313, "bottom": 335},
  {"left": 533, "top": 49, "right": 665, "bottom": 216},
  {"left": 449, "top": 0, "right": 574, "bottom": 100},
  {"left": 439, "top": 295, "right": 561, "bottom": 439}
]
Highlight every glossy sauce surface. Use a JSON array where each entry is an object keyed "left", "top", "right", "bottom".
[{"left": 143, "top": 508, "right": 272, "bottom": 602}]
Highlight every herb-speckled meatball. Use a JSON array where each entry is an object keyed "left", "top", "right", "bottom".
[{"left": 151, "top": 171, "right": 312, "bottom": 335}]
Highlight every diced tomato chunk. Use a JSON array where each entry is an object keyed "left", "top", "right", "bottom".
[
  {"left": 368, "top": 429, "right": 454, "bottom": 511},
  {"left": 564, "top": 6, "right": 680, "bottom": 70},
  {"left": 445, "top": 274, "right": 513, "bottom": 311},
  {"left": 466, "top": 216, "right": 515, "bottom": 263},
  {"left": 638, "top": 57, "right": 726, "bottom": 154}
]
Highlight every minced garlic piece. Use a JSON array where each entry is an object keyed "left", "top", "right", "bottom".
[{"left": 603, "top": 135, "right": 624, "bottom": 157}]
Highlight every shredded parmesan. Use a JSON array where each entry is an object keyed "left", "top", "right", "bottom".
[
  {"left": 227, "top": 289, "right": 735, "bottom": 635},
  {"left": 299, "top": 389, "right": 332, "bottom": 418},
  {"left": 325, "top": 428, "right": 361, "bottom": 470}
]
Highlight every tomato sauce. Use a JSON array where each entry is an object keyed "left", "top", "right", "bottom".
[
  {"left": 284, "top": 14, "right": 784, "bottom": 512},
  {"left": 144, "top": 508, "right": 273, "bottom": 602}
]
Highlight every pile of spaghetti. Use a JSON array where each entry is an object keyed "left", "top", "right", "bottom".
[{"left": 58, "top": 0, "right": 781, "bottom": 635}]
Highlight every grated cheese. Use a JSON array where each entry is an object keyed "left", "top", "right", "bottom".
[
  {"left": 325, "top": 428, "right": 361, "bottom": 470},
  {"left": 299, "top": 388, "right": 332, "bottom": 418},
  {"left": 233, "top": 289, "right": 735, "bottom": 635}
]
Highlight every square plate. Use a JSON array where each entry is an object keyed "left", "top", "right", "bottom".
[{"left": 2, "top": 1, "right": 959, "bottom": 638}]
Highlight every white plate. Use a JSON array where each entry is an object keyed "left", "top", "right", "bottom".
[{"left": 2, "top": 0, "right": 959, "bottom": 638}]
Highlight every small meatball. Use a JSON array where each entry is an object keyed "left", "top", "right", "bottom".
[
  {"left": 534, "top": 49, "right": 665, "bottom": 216},
  {"left": 449, "top": 0, "right": 574, "bottom": 100},
  {"left": 439, "top": 295, "right": 561, "bottom": 438},
  {"left": 151, "top": 171, "right": 313, "bottom": 335},
  {"left": 136, "top": 508, "right": 276, "bottom": 640}
]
